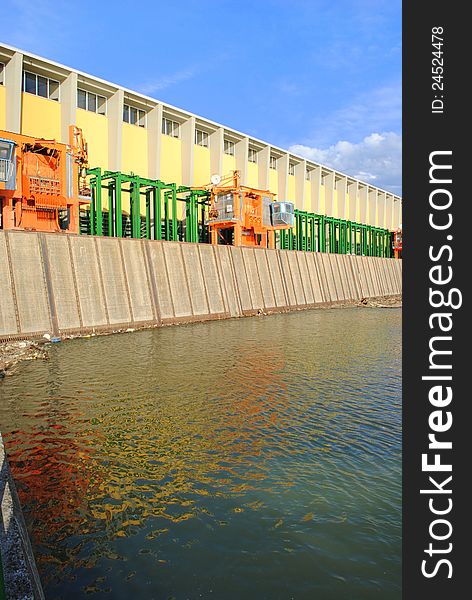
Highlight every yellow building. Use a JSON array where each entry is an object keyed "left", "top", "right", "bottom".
[{"left": 0, "top": 42, "right": 402, "bottom": 229}]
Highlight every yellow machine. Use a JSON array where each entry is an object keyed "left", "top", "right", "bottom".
[{"left": 204, "top": 171, "right": 294, "bottom": 248}]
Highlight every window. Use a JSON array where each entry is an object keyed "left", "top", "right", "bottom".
[
  {"left": 288, "top": 162, "right": 295, "bottom": 176},
  {"left": 305, "top": 168, "right": 311, "bottom": 180},
  {"left": 22, "top": 71, "right": 59, "bottom": 100},
  {"left": 224, "top": 139, "right": 235, "bottom": 156},
  {"left": 162, "top": 117, "right": 180, "bottom": 138},
  {"left": 77, "top": 88, "right": 106, "bottom": 115},
  {"left": 0, "top": 63, "right": 5, "bottom": 85},
  {"left": 123, "top": 103, "right": 146, "bottom": 127},
  {"left": 270, "top": 156, "right": 277, "bottom": 170},
  {"left": 195, "top": 129, "right": 209, "bottom": 147},
  {"left": 248, "top": 148, "right": 258, "bottom": 163}
]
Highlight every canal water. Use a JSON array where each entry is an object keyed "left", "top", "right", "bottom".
[{"left": 0, "top": 308, "right": 401, "bottom": 600}]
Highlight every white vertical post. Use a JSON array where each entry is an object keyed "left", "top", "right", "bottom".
[
  {"left": 235, "top": 137, "right": 249, "bottom": 185},
  {"left": 359, "top": 184, "right": 368, "bottom": 224},
  {"left": 107, "top": 89, "right": 124, "bottom": 171},
  {"left": 61, "top": 72, "right": 77, "bottom": 144},
  {"left": 337, "top": 175, "right": 348, "bottom": 219},
  {"left": 258, "top": 145, "right": 270, "bottom": 190},
  {"left": 294, "top": 159, "right": 306, "bottom": 211},
  {"left": 210, "top": 127, "right": 224, "bottom": 179},
  {"left": 324, "top": 171, "right": 335, "bottom": 216},
  {"left": 368, "top": 188, "right": 378, "bottom": 227},
  {"left": 348, "top": 180, "right": 358, "bottom": 222},
  {"left": 181, "top": 116, "right": 195, "bottom": 186},
  {"left": 278, "top": 153, "right": 289, "bottom": 201},
  {"left": 385, "top": 193, "right": 394, "bottom": 230},
  {"left": 147, "top": 103, "right": 163, "bottom": 180},
  {"left": 310, "top": 166, "right": 322, "bottom": 213},
  {"left": 5, "top": 51, "right": 23, "bottom": 133},
  {"left": 377, "top": 191, "right": 387, "bottom": 228},
  {"left": 393, "top": 197, "right": 402, "bottom": 228}
]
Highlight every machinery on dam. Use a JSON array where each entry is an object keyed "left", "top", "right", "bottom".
[
  {"left": 0, "top": 126, "right": 90, "bottom": 233},
  {"left": 0, "top": 127, "right": 395, "bottom": 258},
  {"left": 204, "top": 171, "right": 294, "bottom": 249},
  {"left": 85, "top": 167, "right": 395, "bottom": 257}
]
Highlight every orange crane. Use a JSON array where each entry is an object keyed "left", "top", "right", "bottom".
[
  {"left": 0, "top": 125, "right": 90, "bottom": 233},
  {"left": 204, "top": 171, "right": 294, "bottom": 249}
]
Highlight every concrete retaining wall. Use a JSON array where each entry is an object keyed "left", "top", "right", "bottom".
[{"left": 0, "top": 230, "right": 402, "bottom": 341}]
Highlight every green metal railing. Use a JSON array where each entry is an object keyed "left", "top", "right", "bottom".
[
  {"left": 278, "top": 209, "right": 393, "bottom": 257},
  {"left": 86, "top": 169, "right": 210, "bottom": 243},
  {"left": 84, "top": 168, "right": 393, "bottom": 258}
]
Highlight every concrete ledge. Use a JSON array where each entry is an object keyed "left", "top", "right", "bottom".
[{"left": 0, "top": 435, "right": 44, "bottom": 600}]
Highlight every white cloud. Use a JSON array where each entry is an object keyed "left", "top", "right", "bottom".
[
  {"left": 290, "top": 132, "right": 402, "bottom": 194},
  {"left": 305, "top": 81, "right": 401, "bottom": 149},
  {"left": 138, "top": 68, "right": 198, "bottom": 95}
]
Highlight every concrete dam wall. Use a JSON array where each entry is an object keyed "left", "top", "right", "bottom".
[{"left": 0, "top": 230, "right": 402, "bottom": 341}]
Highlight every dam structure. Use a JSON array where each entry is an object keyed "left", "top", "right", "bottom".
[
  {"left": 0, "top": 41, "right": 402, "bottom": 343},
  {"left": 0, "top": 42, "right": 402, "bottom": 598},
  {"left": 0, "top": 230, "right": 401, "bottom": 342}
]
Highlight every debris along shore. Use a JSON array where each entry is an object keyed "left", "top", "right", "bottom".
[
  {"left": 356, "top": 294, "right": 402, "bottom": 308},
  {"left": 0, "top": 339, "right": 49, "bottom": 379}
]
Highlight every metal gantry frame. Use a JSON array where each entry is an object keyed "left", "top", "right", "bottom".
[
  {"left": 86, "top": 168, "right": 210, "bottom": 243},
  {"left": 279, "top": 209, "right": 393, "bottom": 257},
  {"left": 85, "top": 168, "right": 393, "bottom": 257}
]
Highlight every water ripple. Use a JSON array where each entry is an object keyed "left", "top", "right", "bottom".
[{"left": 0, "top": 308, "right": 401, "bottom": 600}]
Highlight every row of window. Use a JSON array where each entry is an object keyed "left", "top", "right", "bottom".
[
  {"left": 77, "top": 89, "right": 106, "bottom": 115},
  {"left": 22, "top": 71, "right": 60, "bottom": 100},
  {"left": 12, "top": 68, "right": 310, "bottom": 175},
  {"left": 123, "top": 104, "right": 146, "bottom": 127}
]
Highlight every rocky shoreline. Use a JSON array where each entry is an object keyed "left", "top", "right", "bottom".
[{"left": 0, "top": 340, "right": 49, "bottom": 379}]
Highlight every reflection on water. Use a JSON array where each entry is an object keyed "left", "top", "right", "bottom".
[{"left": 0, "top": 308, "right": 401, "bottom": 600}]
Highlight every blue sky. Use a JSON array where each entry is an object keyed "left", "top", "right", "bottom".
[{"left": 3, "top": 0, "right": 401, "bottom": 193}]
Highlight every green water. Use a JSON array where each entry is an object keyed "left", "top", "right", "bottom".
[{"left": 0, "top": 308, "right": 401, "bottom": 600}]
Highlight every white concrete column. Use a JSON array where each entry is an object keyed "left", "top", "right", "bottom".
[
  {"left": 310, "top": 166, "right": 322, "bottom": 213},
  {"left": 235, "top": 137, "right": 249, "bottom": 185},
  {"left": 337, "top": 175, "right": 348, "bottom": 219},
  {"left": 368, "top": 188, "right": 378, "bottom": 226},
  {"left": 107, "top": 89, "right": 124, "bottom": 171},
  {"left": 277, "top": 153, "right": 289, "bottom": 201},
  {"left": 210, "top": 127, "right": 224, "bottom": 178},
  {"left": 385, "top": 193, "right": 394, "bottom": 230},
  {"left": 323, "top": 171, "right": 335, "bottom": 216},
  {"left": 348, "top": 180, "right": 358, "bottom": 222},
  {"left": 294, "top": 159, "right": 306, "bottom": 211},
  {"left": 377, "top": 191, "right": 387, "bottom": 228},
  {"left": 181, "top": 116, "right": 195, "bottom": 186},
  {"left": 147, "top": 104, "right": 163, "bottom": 180},
  {"left": 258, "top": 145, "right": 270, "bottom": 190},
  {"left": 60, "top": 72, "right": 77, "bottom": 144},
  {"left": 359, "top": 184, "right": 368, "bottom": 224},
  {"left": 5, "top": 51, "right": 23, "bottom": 133},
  {"left": 393, "top": 197, "right": 402, "bottom": 228}
]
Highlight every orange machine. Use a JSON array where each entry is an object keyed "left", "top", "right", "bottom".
[
  {"left": 0, "top": 126, "right": 90, "bottom": 233},
  {"left": 204, "top": 171, "right": 294, "bottom": 249},
  {"left": 393, "top": 227, "right": 402, "bottom": 259}
]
